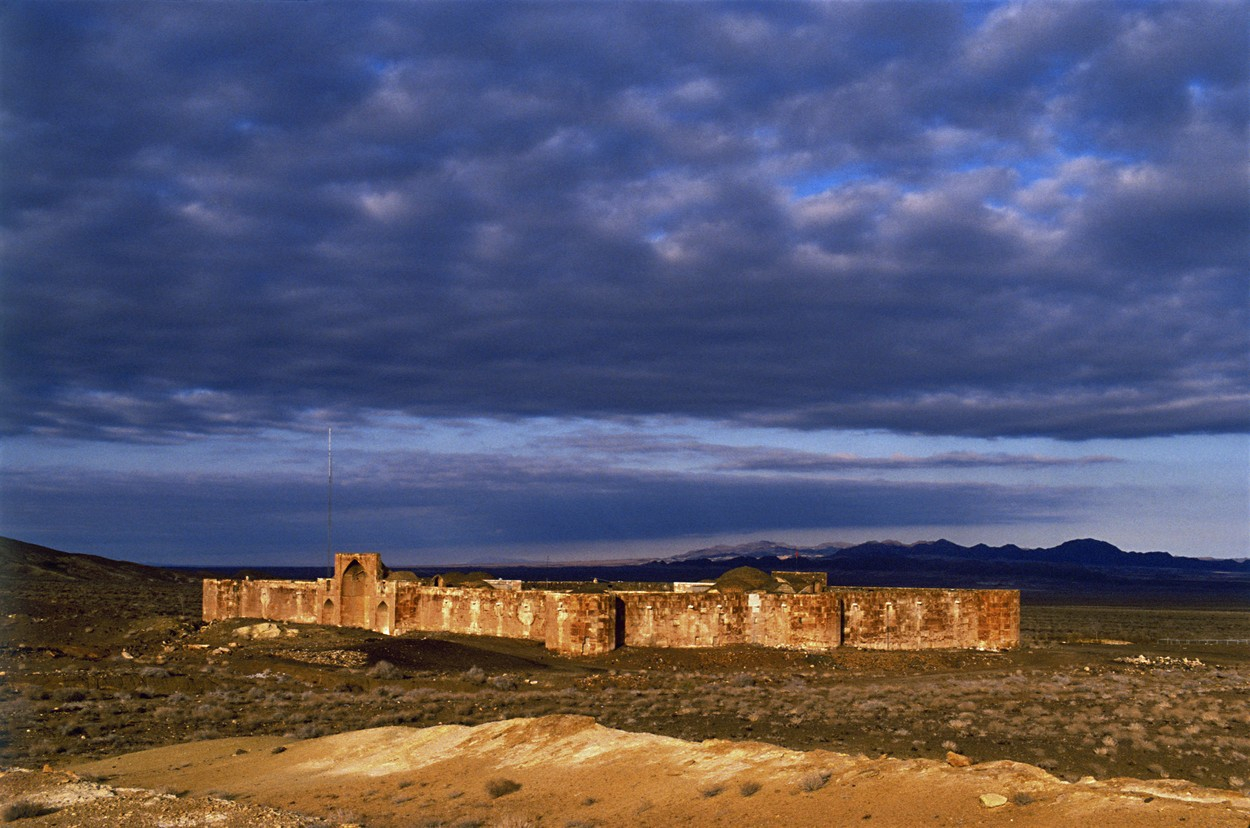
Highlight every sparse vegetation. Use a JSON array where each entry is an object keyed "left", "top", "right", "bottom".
[
  {"left": 2, "top": 801, "right": 56, "bottom": 822},
  {"left": 798, "top": 769, "right": 831, "bottom": 792},
  {"left": 366, "top": 659, "right": 403, "bottom": 679},
  {"left": 485, "top": 777, "right": 522, "bottom": 799},
  {"left": 738, "top": 780, "right": 762, "bottom": 797},
  {"left": 3, "top": 544, "right": 1249, "bottom": 827}
]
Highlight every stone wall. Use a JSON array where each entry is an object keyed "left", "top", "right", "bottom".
[
  {"left": 837, "top": 588, "right": 1018, "bottom": 650},
  {"left": 203, "top": 554, "right": 1018, "bottom": 655},
  {"left": 615, "top": 592, "right": 842, "bottom": 650},
  {"left": 203, "top": 555, "right": 620, "bottom": 656},
  {"left": 545, "top": 593, "right": 617, "bottom": 657},
  {"left": 390, "top": 584, "right": 548, "bottom": 642},
  {"left": 203, "top": 578, "right": 323, "bottom": 626},
  {"left": 613, "top": 588, "right": 1017, "bottom": 651}
]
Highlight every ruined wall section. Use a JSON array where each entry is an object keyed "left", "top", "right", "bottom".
[
  {"left": 617, "top": 588, "right": 1017, "bottom": 651},
  {"left": 203, "top": 578, "right": 323, "bottom": 625},
  {"left": 387, "top": 586, "right": 615, "bottom": 656},
  {"left": 837, "top": 588, "right": 1018, "bottom": 650},
  {"left": 751, "top": 593, "right": 842, "bottom": 650},
  {"left": 618, "top": 593, "right": 748, "bottom": 648},
  {"left": 202, "top": 578, "right": 239, "bottom": 622},
  {"left": 239, "top": 580, "right": 321, "bottom": 625},
  {"left": 203, "top": 575, "right": 616, "bottom": 657},
  {"left": 390, "top": 584, "right": 548, "bottom": 643},
  {"left": 972, "top": 589, "right": 1019, "bottom": 650},
  {"left": 545, "top": 593, "right": 617, "bottom": 656},
  {"left": 616, "top": 592, "right": 843, "bottom": 651},
  {"left": 204, "top": 560, "right": 1018, "bottom": 654}
]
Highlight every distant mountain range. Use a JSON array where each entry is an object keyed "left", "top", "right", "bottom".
[
  {"left": 637, "top": 537, "right": 1249, "bottom": 606},
  {"left": 3, "top": 535, "right": 1246, "bottom": 608},
  {"left": 667, "top": 537, "right": 1250, "bottom": 573}
]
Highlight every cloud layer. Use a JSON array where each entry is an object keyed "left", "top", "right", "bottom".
[
  {"left": 1, "top": 449, "right": 1087, "bottom": 564},
  {"left": 3, "top": 1, "right": 1247, "bottom": 442}
]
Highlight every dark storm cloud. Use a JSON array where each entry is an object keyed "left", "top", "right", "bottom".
[
  {"left": 2, "top": 1, "right": 1246, "bottom": 441},
  {"left": 0, "top": 453, "right": 1086, "bottom": 564}
]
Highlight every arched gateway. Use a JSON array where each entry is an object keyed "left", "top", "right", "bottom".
[{"left": 340, "top": 559, "right": 369, "bottom": 628}]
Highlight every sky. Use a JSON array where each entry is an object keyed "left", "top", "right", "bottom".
[{"left": 1, "top": 1, "right": 1247, "bottom": 567}]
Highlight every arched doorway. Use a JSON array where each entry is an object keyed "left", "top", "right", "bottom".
[
  {"left": 377, "top": 601, "right": 390, "bottom": 635},
  {"left": 341, "top": 560, "right": 368, "bottom": 628},
  {"left": 322, "top": 598, "right": 335, "bottom": 625}
]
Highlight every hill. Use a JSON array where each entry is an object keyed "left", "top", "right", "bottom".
[
  {"left": 0, "top": 536, "right": 196, "bottom": 585},
  {"left": 46, "top": 716, "right": 1249, "bottom": 827}
]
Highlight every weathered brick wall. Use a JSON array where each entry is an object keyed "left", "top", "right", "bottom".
[
  {"left": 239, "top": 580, "right": 319, "bottom": 624},
  {"left": 618, "top": 592, "right": 748, "bottom": 648},
  {"left": 390, "top": 584, "right": 548, "bottom": 643},
  {"left": 617, "top": 588, "right": 1018, "bottom": 651},
  {"left": 544, "top": 593, "right": 617, "bottom": 656},
  {"left": 385, "top": 585, "right": 614, "bottom": 655},
  {"left": 752, "top": 593, "right": 842, "bottom": 650},
  {"left": 616, "top": 592, "right": 843, "bottom": 651},
  {"left": 837, "top": 588, "right": 1018, "bottom": 650},
  {"left": 972, "top": 589, "right": 1020, "bottom": 650},
  {"left": 203, "top": 577, "right": 614, "bottom": 654},
  {"left": 202, "top": 579, "right": 239, "bottom": 622},
  {"left": 202, "top": 579, "right": 322, "bottom": 625},
  {"left": 203, "top": 562, "right": 1018, "bottom": 653}
]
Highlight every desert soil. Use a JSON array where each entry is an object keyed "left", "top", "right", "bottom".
[
  {"left": 0, "top": 714, "right": 1244, "bottom": 827},
  {"left": 1, "top": 549, "right": 1248, "bottom": 826}
]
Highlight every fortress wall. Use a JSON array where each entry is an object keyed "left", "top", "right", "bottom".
[
  {"left": 544, "top": 593, "right": 617, "bottom": 656},
  {"left": 837, "top": 588, "right": 1018, "bottom": 650},
  {"left": 202, "top": 579, "right": 240, "bottom": 622},
  {"left": 617, "top": 592, "right": 751, "bottom": 648},
  {"left": 751, "top": 593, "right": 842, "bottom": 651},
  {"left": 839, "top": 589, "right": 957, "bottom": 650},
  {"left": 239, "top": 580, "right": 321, "bottom": 625},
  {"left": 203, "top": 558, "right": 1018, "bottom": 654},
  {"left": 615, "top": 592, "right": 844, "bottom": 650},
  {"left": 973, "top": 589, "right": 1020, "bottom": 650},
  {"left": 387, "top": 586, "right": 613, "bottom": 656},
  {"left": 390, "top": 585, "right": 548, "bottom": 642},
  {"left": 202, "top": 579, "right": 322, "bottom": 625}
]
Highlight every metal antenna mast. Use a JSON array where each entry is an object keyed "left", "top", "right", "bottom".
[{"left": 327, "top": 427, "right": 334, "bottom": 578}]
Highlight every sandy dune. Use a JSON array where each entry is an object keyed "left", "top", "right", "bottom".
[{"left": 2, "top": 715, "right": 1239, "bottom": 826}]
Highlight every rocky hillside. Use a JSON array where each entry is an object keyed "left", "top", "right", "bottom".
[{"left": 0, "top": 536, "right": 195, "bottom": 584}]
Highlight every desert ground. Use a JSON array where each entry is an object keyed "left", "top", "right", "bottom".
[{"left": 1, "top": 545, "right": 1248, "bottom": 826}]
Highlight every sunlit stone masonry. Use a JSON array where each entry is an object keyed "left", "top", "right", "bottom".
[{"left": 203, "top": 553, "right": 1019, "bottom": 656}]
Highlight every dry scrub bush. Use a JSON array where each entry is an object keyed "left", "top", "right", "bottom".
[
  {"left": 798, "top": 769, "right": 831, "bottom": 792},
  {"left": 485, "top": 777, "right": 522, "bottom": 798},
  {"left": 366, "top": 659, "right": 404, "bottom": 680},
  {"left": 489, "top": 674, "right": 518, "bottom": 691},
  {"left": 2, "top": 801, "right": 57, "bottom": 822}
]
